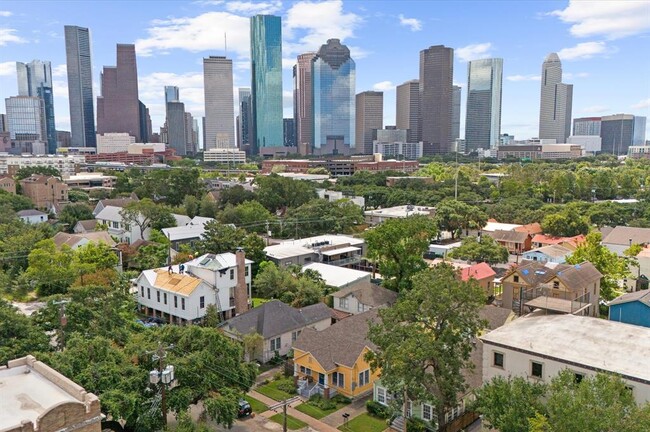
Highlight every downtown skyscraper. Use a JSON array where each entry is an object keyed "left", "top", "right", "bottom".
[
  {"left": 452, "top": 85, "right": 461, "bottom": 142},
  {"left": 356, "top": 91, "right": 383, "bottom": 155},
  {"left": 293, "top": 52, "right": 316, "bottom": 154},
  {"left": 238, "top": 88, "right": 252, "bottom": 150},
  {"left": 419, "top": 45, "right": 454, "bottom": 153},
  {"left": 203, "top": 56, "right": 235, "bottom": 149},
  {"left": 97, "top": 44, "right": 142, "bottom": 141},
  {"left": 64, "top": 25, "right": 96, "bottom": 147},
  {"left": 250, "top": 15, "right": 283, "bottom": 152},
  {"left": 539, "top": 53, "right": 573, "bottom": 143},
  {"left": 312, "top": 39, "right": 356, "bottom": 154},
  {"left": 16, "top": 60, "right": 57, "bottom": 153},
  {"left": 396, "top": 79, "right": 420, "bottom": 143},
  {"left": 465, "top": 58, "right": 503, "bottom": 151}
]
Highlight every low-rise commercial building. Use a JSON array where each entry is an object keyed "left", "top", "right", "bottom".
[
  {"left": 497, "top": 144, "right": 583, "bottom": 160},
  {"left": 264, "top": 234, "right": 366, "bottom": 268},
  {"left": 19, "top": 174, "right": 68, "bottom": 209},
  {"left": 364, "top": 205, "right": 436, "bottom": 225},
  {"left": 0, "top": 154, "right": 84, "bottom": 176},
  {"left": 0, "top": 174, "right": 16, "bottom": 193},
  {"left": 203, "top": 148, "right": 247, "bottom": 164},
  {"left": 63, "top": 172, "right": 117, "bottom": 190}
]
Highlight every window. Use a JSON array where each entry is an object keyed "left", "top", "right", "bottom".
[
  {"left": 377, "top": 387, "right": 387, "bottom": 404},
  {"left": 245, "top": 265, "right": 249, "bottom": 276},
  {"left": 147, "top": 288, "right": 151, "bottom": 299},
  {"left": 163, "top": 293, "right": 167, "bottom": 305},
  {"left": 174, "top": 296, "right": 178, "bottom": 308},
  {"left": 230, "top": 269, "right": 234, "bottom": 280},
  {"left": 553, "top": 281, "right": 559, "bottom": 289},
  {"left": 493, "top": 352, "right": 504, "bottom": 368},
  {"left": 112, "top": 221, "right": 119, "bottom": 229},
  {"left": 332, "top": 372, "right": 345, "bottom": 388},
  {"left": 181, "top": 298, "right": 186, "bottom": 310},
  {"left": 157, "top": 291, "right": 161, "bottom": 303},
  {"left": 513, "top": 275, "right": 519, "bottom": 283},
  {"left": 357, "top": 302, "right": 364, "bottom": 312},
  {"left": 270, "top": 337, "right": 281, "bottom": 351},
  {"left": 199, "top": 296, "right": 205, "bottom": 309},
  {"left": 358, "top": 369, "right": 370, "bottom": 387},
  {"left": 141, "top": 286, "right": 144, "bottom": 297},
  {"left": 339, "top": 298, "right": 348, "bottom": 309},
  {"left": 300, "top": 366, "right": 306, "bottom": 374},
  {"left": 422, "top": 403, "right": 433, "bottom": 421},
  {"left": 292, "top": 330, "right": 301, "bottom": 342},
  {"left": 531, "top": 361, "right": 543, "bottom": 378}
]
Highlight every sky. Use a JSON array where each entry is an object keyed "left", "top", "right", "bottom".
[{"left": 1, "top": 0, "right": 649, "bottom": 143}]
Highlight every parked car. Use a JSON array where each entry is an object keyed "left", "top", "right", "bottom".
[
  {"left": 135, "top": 319, "right": 157, "bottom": 328},
  {"left": 238, "top": 399, "right": 252, "bottom": 417},
  {"left": 146, "top": 317, "right": 166, "bottom": 325}
]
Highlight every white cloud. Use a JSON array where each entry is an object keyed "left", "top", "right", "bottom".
[
  {"left": 506, "top": 74, "right": 541, "bottom": 82},
  {"left": 557, "top": 41, "right": 608, "bottom": 60},
  {"left": 225, "top": 1, "right": 282, "bottom": 15},
  {"left": 0, "top": 11, "right": 12, "bottom": 17},
  {"left": 398, "top": 14, "right": 422, "bottom": 32},
  {"left": 563, "top": 71, "right": 589, "bottom": 80},
  {"left": 135, "top": 12, "right": 250, "bottom": 57},
  {"left": 0, "top": 61, "right": 14, "bottom": 76},
  {"left": 582, "top": 105, "right": 609, "bottom": 114},
  {"left": 550, "top": 0, "right": 650, "bottom": 40},
  {"left": 52, "top": 64, "right": 67, "bottom": 78},
  {"left": 194, "top": 0, "right": 224, "bottom": 5},
  {"left": 372, "top": 81, "right": 395, "bottom": 91},
  {"left": 0, "top": 28, "right": 26, "bottom": 46},
  {"left": 52, "top": 80, "right": 68, "bottom": 98},
  {"left": 282, "top": 58, "right": 295, "bottom": 70},
  {"left": 456, "top": 43, "right": 492, "bottom": 62},
  {"left": 284, "top": 0, "right": 362, "bottom": 57},
  {"left": 631, "top": 98, "right": 650, "bottom": 110}
]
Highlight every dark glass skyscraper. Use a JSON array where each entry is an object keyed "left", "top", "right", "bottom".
[
  {"left": 419, "top": 45, "right": 454, "bottom": 153},
  {"left": 250, "top": 15, "right": 283, "bottom": 152},
  {"left": 238, "top": 88, "right": 252, "bottom": 150},
  {"left": 64, "top": 25, "right": 96, "bottom": 147},
  {"left": 465, "top": 58, "right": 503, "bottom": 151},
  {"left": 16, "top": 60, "right": 57, "bottom": 153},
  {"left": 97, "top": 44, "right": 142, "bottom": 141},
  {"left": 312, "top": 39, "right": 356, "bottom": 154}
]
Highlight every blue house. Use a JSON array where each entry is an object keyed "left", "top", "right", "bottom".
[{"left": 608, "top": 290, "right": 650, "bottom": 328}]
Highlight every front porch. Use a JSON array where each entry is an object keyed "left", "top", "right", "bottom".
[{"left": 297, "top": 377, "right": 337, "bottom": 399}]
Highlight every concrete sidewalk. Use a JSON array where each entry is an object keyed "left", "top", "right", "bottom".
[
  {"left": 248, "top": 390, "right": 340, "bottom": 432},
  {"left": 321, "top": 394, "right": 371, "bottom": 428}
]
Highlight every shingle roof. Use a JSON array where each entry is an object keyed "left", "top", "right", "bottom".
[
  {"left": 515, "top": 223, "right": 543, "bottom": 235},
  {"left": 506, "top": 260, "right": 602, "bottom": 292},
  {"left": 219, "top": 300, "right": 332, "bottom": 339},
  {"left": 331, "top": 283, "right": 398, "bottom": 308},
  {"left": 479, "top": 305, "right": 514, "bottom": 330},
  {"left": 98, "top": 197, "right": 137, "bottom": 209},
  {"left": 52, "top": 231, "right": 117, "bottom": 249},
  {"left": 608, "top": 289, "right": 650, "bottom": 307},
  {"left": 532, "top": 234, "right": 585, "bottom": 247},
  {"left": 75, "top": 219, "right": 98, "bottom": 231},
  {"left": 554, "top": 262, "right": 602, "bottom": 291},
  {"left": 526, "top": 244, "right": 572, "bottom": 258},
  {"left": 460, "top": 262, "right": 496, "bottom": 281},
  {"left": 488, "top": 230, "right": 529, "bottom": 244},
  {"left": 293, "top": 309, "right": 380, "bottom": 371},
  {"left": 17, "top": 209, "right": 47, "bottom": 217},
  {"left": 602, "top": 226, "right": 650, "bottom": 246}
]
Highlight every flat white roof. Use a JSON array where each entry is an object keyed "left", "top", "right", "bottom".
[
  {"left": 264, "top": 244, "right": 315, "bottom": 259},
  {"left": 481, "top": 315, "right": 650, "bottom": 382},
  {"left": 365, "top": 205, "right": 435, "bottom": 218},
  {"left": 0, "top": 365, "right": 77, "bottom": 428},
  {"left": 482, "top": 221, "right": 522, "bottom": 232},
  {"left": 162, "top": 224, "right": 207, "bottom": 241},
  {"left": 302, "top": 263, "right": 371, "bottom": 288},
  {"left": 278, "top": 234, "right": 364, "bottom": 248},
  {"left": 320, "top": 246, "right": 361, "bottom": 256}
]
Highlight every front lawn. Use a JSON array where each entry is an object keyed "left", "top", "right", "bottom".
[
  {"left": 295, "top": 397, "right": 349, "bottom": 419},
  {"left": 269, "top": 413, "right": 308, "bottom": 430},
  {"left": 244, "top": 395, "right": 268, "bottom": 414},
  {"left": 252, "top": 297, "right": 270, "bottom": 308},
  {"left": 256, "top": 377, "right": 296, "bottom": 401},
  {"left": 338, "top": 413, "right": 387, "bottom": 432}
]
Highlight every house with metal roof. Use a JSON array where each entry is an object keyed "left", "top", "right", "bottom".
[
  {"left": 522, "top": 244, "right": 572, "bottom": 264},
  {"left": 608, "top": 289, "right": 650, "bottom": 328},
  {"left": 219, "top": 300, "right": 332, "bottom": 363},
  {"left": 161, "top": 216, "right": 216, "bottom": 250}
]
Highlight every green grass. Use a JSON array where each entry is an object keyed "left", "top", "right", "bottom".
[
  {"left": 295, "top": 399, "right": 349, "bottom": 419},
  {"left": 338, "top": 413, "right": 387, "bottom": 432},
  {"left": 269, "top": 413, "right": 308, "bottom": 430},
  {"left": 244, "top": 395, "right": 268, "bottom": 414},
  {"left": 252, "top": 297, "right": 270, "bottom": 308},
  {"left": 255, "top": 378, "right": 296, "bottom": 401}
]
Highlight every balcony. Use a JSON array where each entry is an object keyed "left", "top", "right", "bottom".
[{"left": 322, "top": 254, "right": 362, "bottom": 267}]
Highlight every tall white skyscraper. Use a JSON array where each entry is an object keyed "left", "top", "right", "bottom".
[
  {"left": 203, "top": 56, "right": 235, "bottom": 149},
  {"left": 465, "top": 58, "right": 503, "bottom": 151},
  {"left": 539, "top": 53, "right": 572, "bottom": 143},
  {"left": 452, "top": 85, "right": 461, "bottom": 141}
]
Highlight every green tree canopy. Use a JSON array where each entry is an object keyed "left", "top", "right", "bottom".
[
  {"left": 219, "top": 200, "right": 273, "bottom": 233},
  {"left": 364, "top": 215, "right": 438, "bottom": 291},
  {"left": 15, "top": 165, "right": 61, "bottom": 179},
  {"left": 252, "top": 262, "right": 325, "bottom": 307},
  {"left": 448, "top": 235, "right": 509, "bottom": 264},
  {"left": 541, "top": 206, "right": 591, "bottom": 237},
  {"left": 24, "top": 239, "right": 77, "bottom": 296},
  {"left": 366, "top": 264, "right": 487, "bottom": 428},
  {"left": 0, "top": 299, "right": 50, "bottom": 364},
  {"left": 282, "top": 198, "right": 364, "bottom": 238},
  {"left": 197, "top": 221, "right": 265, "bottom": 271},
  {"left": 434, "top": 199, "right": 487, "bottom": 239},
  {"left": 255, "top": 174, "right": 317, "bottom": 211},
  {"left": 120, "top": 198, "right": 176, "bottom": 240},
  {"left": 58, "top": 203, "right": 94, "bottom": 233}
]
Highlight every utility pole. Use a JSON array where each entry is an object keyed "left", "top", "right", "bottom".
[
  {"left": 52, "top": 300, "right": 70, "bottom": 350},
  {"left": 148, "top": 343, "right": 175, "bottom": 427},
  {"left": 268, "top": 396, "right": 300, "bottom": 432}
]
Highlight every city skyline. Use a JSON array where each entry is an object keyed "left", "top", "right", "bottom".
[{"left": 0, "top": 1, "right": 648, "bottom": 143}]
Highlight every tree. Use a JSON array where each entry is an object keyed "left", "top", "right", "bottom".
[
  {"left": 75, "top": 242, "right": 119, "bottom": 270},
  {"left": 283, "top": 199, "right": 364, "bottom": 238},
  {"left": 255, "top": 174, "right": 317, "bottom": 211},
  {"left": 199, "top": 194, "right": 218, "bottom": 218},
  {"left": 58, "top": 203, "right": 94, "bottom": 232},
  {"left": 252, "top": 262, "right": 325, "bottom": 307},
  {"left": 218, "top": 185, "right": 256, "bottom": 209},
  {"left": 448, "top": 235, "right": 509, "bottom": 264},
  {"left": 120, "top": 198, "right": 176, "bottom": 240},
  {"left": 541, "top": 207, "right": 590, "bottom": 237},
  {"left": 0, "top": 299, "right": 50, "bottom": 364},
  {"left": 366, "top": 264, "right": 486, "bottom": 428},
  {"left": 566, "top": 232, "right": 628, "bottom": 301},
  {"left": 0, "top": 189, "right": 33, "bottom": 212},
  {"left": 183, "top": 195, "right": 200, "bottom": 218},
  {"left": 434, "top": 200, "right": 487, "bottom": 239},
  {"left": 24, "top": 239, "right": 76, "bottom": 296},
  {"left": 15, "top": 165, "right": 61, "bottom": 179},
  {"left": 219, "top": 200, "right": 273, "bottom": 233},
  {"left": 242, "top": 332, "right": 264, "bottom": 361},
  {"left": 364, "top": 215, "right": 438, "bottom": 291},
  {"left": 202, "top": 304, "right": 221, "bottom": 327},
  {"left": 197, "top": 221, "right": 265, "bottom": 265},
  {"left": 473, "top": 376, "right": 547, "bottom": 432}
]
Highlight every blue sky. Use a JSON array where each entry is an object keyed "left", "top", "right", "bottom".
[{"left": 1, "top": 0, "right": 649, "bottom": 142}]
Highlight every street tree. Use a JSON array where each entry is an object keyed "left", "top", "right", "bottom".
[
  {"left": 366, "top": 264, "right": 486, "bottom": 428},
  {"left": 219, "top": 200, "right": 273, "bottom": 233},
  {"left": 0, "top": 299, "right": 50, "bottom": 364},
  {"left": 448, "top": 235, "right": 509, "bottom": 264},
  {"left": 120, "top": 198, "right": 176, "bottom": 239},
  {"left": 434, "top": 199, "right": 487, "bottom": 239},
  {"left": 255, "top": 174, "right": 317, "bottom": 212},
  {"left": 541, "top": 207, "right": 590, "bottom": 237},
  {"left": 364, "top": 215, "right": 438, "bottom": 291},
  {"left": 283, "top": 198, "right": 364, "bottom": 238},
  {"left": 58, "top": 203, "right": 94, "bottom": 232}
]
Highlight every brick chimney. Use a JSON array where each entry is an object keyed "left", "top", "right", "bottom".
[{"left": 234, "top": 248, "right": 249, "bottom": 315}]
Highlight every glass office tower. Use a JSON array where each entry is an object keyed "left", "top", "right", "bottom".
[
  {"left": 312, "top": 39, "right": 356, "bottom": 154},
  {"left": 250, "top": 15, "right": 283, "bottom": 153},
  {"left": 16, "top": 60, "right": 57, "bottom": 153},
  {"left": 465, "top": 58, "right": 503, "bottom": 151},
  {"left": 65, "top": 25, "right": 96, "bottom": 147}
]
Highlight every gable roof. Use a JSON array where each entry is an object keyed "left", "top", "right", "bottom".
[
  {"left": 302, "top": 262, "right": 370, "bottom": 288},
  {"left": 293, "top": 309, "right": 379, "bottom": 371},
  {"left": 219, "top": 300, "right": 331, "bottom": 339},
  {"left": 602, "top": 226, "right": 650, "bottom": 246},
  {"left": 608, "top": 289, "right": 650, "bottom": 307},
  {"left": 553, "top": 262, "right": 602, "bottom": 291},
  {"left": 74, "top": 219, "right": 98, "bottom": 231},
  {"left": 98, "top": 197, "right": 137, "bottom": 209},
  {"left": 532, "top": 234, "right": 585, "bottom": 247},
  {"left": 331, "top": 283, "right": 398, "bottom": 307},
  {"left": 515, "top": 222, "right": 543, "bottom": 235},
  {"left": 488, "top": 230, "right": 529, "bottom": 244},
  {"left": 151, "top": 269, "right": 203, "bottom": 295},
  {"left": 94, "top": 205, "right": 124, "bottom": 223},
  {"left": 526, "top": 244, "right": 572, "bottom": 258},
  {"left": 460, "top": 262, "right": 496, "bottom": 281},
  {"left": 17, "top": 209, "right": 47, "bottom": 217},
  {"left": 505, "top": 260, "right": 602, "bottom": 291},
  {"left": 479, "top": 305, "right": 514, "bottom": 330},
  {"left": 52, "top": 231, "right": 117, "bottom": 249}
]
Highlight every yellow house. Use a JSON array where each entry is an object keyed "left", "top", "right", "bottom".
[{"left": 292, "top": 309, "right": 381, "bottom": 399}]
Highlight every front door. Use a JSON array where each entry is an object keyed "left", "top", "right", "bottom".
[{"left": 318, "top": 373, "right": 325, "bottom": 385}]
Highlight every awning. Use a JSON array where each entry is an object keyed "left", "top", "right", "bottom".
[{"left": 320, "top": 246, "right": 361, "bottom": 256}]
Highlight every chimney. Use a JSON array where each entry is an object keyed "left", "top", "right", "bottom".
[{"left": 234, "top": 248, "right": 249, "bottom": 315}]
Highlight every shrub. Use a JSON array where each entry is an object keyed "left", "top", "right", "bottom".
[
  {"left": 366, "top": 400, "right": 390, "bottom": 419},
  {"left": 273, "top": 371, "right": 284, "bottom": 381},
  {"left": 406, "top": 417, "right": 428, "bottom": 432},
  {"left": 309, "top": 394, "right": 336, "bottom": 410},
  {"left": 331, "top": 394, "right": 351, "bottom": 405},
  {"left": 276, "top": 378, "right": 297, "bottom": 395}
]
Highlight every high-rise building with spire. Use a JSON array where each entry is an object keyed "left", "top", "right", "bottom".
[{"left": 539, "top": 53, "right": 573, "bottom": 143}]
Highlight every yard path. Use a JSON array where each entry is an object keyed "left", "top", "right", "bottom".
[{"left": 320, "top": 394, "right": 371, "bottom": 428}]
